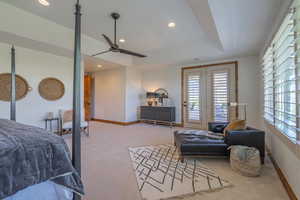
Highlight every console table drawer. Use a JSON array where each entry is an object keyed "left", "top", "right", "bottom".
[{"left": 140, "top": 106, "right": 175, "bottom": 122}]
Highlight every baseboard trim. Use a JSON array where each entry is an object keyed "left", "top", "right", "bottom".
[
  {"left": 93, "top": 118, "right": 183, "bottom": 127},
  {"left": 92, "top": 118, "right": 140, "bottom": 126},
  {"left": 174, "top": 123, "right": 183, "bottom": 127},
  {"left": 267, "top": 148, "right": 298, "bottom": 200},
  {"left": 140, "top": 120, "right": 183, "bottom": 127}
]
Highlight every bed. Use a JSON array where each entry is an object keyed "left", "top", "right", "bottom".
[
  {"left": 0, "top": 119, "right": 84, "bottom": 199},
  {"left": 3, "top": 1, "right": 84, "bottom": 199},
  {"left": 4, "top": 181, "right": 73, "bottom": 200}
]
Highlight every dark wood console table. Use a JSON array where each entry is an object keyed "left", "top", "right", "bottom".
[{"left": 140, "top": 106, "right": 175, "bottom": 127}]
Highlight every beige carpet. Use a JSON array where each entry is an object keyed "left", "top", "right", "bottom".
[
  {"left": 129, "top": 144, "right": 232, "bottom": 200},
  {"left": 65, "top": 122, "right": 290, "bottom": 200}
]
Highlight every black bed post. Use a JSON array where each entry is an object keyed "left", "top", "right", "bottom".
[
  {"left": 72, "top": 0, "right": 82, "bottom": 200},
  {"left": 10, "top": 45, "right": 16, "bottom": 121}
]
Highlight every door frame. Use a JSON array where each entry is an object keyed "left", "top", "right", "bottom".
[
  {"left": 181, "top": 61, "right": 239, "bottom": 127},
  {"left": 183, "top": 69, "right": 207, "bottom": 129},
  {"left": 84, "top": 74, "right": 93, "bottom": 121}
]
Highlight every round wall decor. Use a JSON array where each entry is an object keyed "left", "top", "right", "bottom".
[
  {"left": 39, "top": 78, "right": 65, "bottom": 101},
  {"left": 0, "top": 73, "right": 29, "bottom": 102}
]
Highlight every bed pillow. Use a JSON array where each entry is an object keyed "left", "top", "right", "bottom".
[{"left": 223, "top": 120, "right": 246, "bottom": 136}]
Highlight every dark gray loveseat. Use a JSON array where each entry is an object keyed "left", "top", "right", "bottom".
[{"left": 174, "top": 122, "right": 265, "bottom": 164}]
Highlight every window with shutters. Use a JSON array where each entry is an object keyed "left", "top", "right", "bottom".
[
  {"left": 187, "top": 74, "right": 201, "bottom": 121},
  {"left": 212, "top": 71, "right": 229, "bottom": 122},
  {"left": 262, "top": 0, "right": 300, "bottom": 141},
  {"left": 263, "top": 47, "right": 274, "bottom": 123}
]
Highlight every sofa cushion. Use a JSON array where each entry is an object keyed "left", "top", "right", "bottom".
[
  {"left": 175, "top": 129, "right": 211, "bottom": 136},
  {"left": 208, "top": 122, "right": 229, "bottom": 133},
  {"left": 179, "top": 136, "right": 225, "bottom": 144},
  {"left": 174, "top": 130, "right": 224, "bottom": 140},
  {"left": 223, "top": 120, "right": 246, "bottom": 136}
]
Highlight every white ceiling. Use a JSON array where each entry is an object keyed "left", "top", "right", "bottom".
[
  {"left": 84, "top": 56, "right": 122, "bottom": 72},
  {"left": 0, "top": 0, "right": 286, "bottom": 69}
]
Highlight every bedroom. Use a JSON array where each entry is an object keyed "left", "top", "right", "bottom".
[{"left": 0, "top": 0, "right": 299, "bottom": 200}]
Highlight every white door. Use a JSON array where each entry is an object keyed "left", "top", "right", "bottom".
[
  {"left": 183, "top": 69, "right": 207, "bottom": 129},
  {"left": 206, "top": 65, "right": 237, "bottom": 123},
  {"left": 183, "top": 63, "right": 237, "bottom": 129}
]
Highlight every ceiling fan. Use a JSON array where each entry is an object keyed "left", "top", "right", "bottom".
[{"left": 92, "top": 12, "right": 147, "bottom": 58}]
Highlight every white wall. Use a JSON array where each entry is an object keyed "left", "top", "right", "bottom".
[
  {"left": 0, "top": 42, "right": 75, "bottom": 128},
  {"left": 237, "top": 57, "right": 262, "bottom": 128},
  {"left": 93, "top": 66, "right": 143, "bottom": 123},
  {"left": 265, "top": 128, "right": 300, "bottom": 198},
  {"left": 125, "top": 66, "right": 142, "bottom": 122},
  {"left": 141, "top": 66, "right": 181, "bottom": 122},
  {"left": 93, "top": 67, "right": 126, "bottom": 122},
  {"left": 141, "top": 56, "right": 261, "bottom": 126}
]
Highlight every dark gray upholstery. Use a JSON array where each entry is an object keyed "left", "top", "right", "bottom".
[
  {"left": 174, "top": 122, "right": 265, "bottom": 164},
  {"left": 225, "top": 127, "right": 265, "bottom": 161},
  {"left": 174, "top": 133, "right": 228, "bottom": 156},
  {"left": 208, "top": 122, "right": 229, "bottom": 133}
]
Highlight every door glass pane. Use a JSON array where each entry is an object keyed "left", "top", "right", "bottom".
[
  {"left": 187, "top": 75, "right": 200, "bottom": 121},
  {"left": 213, "top": 71, "right": 228, "bottom": 122}
]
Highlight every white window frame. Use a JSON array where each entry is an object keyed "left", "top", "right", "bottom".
[{"left": 262, "top": 0, "right": 300, "bottom": 142}]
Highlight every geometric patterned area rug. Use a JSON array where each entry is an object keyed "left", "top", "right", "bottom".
[{"left": 128, "top": 144, "right": 232, "bottom": 200}]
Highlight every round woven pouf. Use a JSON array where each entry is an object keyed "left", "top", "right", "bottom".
[
  {"left": 39, "top": 78, "right": 65, "bottom": 101},
  {"left": 0, "top": 73, "right": 29, "bottom": 101},
  {"left": 229, "top": 145, "right": 262, "bottom": 177}
]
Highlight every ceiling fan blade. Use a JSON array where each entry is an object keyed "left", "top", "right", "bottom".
[
  {"left": 102, "top": 34, "right": 114, "bottom": 48},
  {"left": 118, "top": 48, "right": 147, "bottom": 58},
  {"left": 91, "top": 49, "right": 112, "bottom": 57}
]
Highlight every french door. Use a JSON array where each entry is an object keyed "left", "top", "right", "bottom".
[{"left": 182, "top": 63, "right": 237, "bottom": 129}]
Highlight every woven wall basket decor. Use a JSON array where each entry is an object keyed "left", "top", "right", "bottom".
[
  {"left": 0, "top": 73, "right": 29, "bottom": 102},
  {"left": 39, "top": 78, "right": 65, "bottom": 101}
]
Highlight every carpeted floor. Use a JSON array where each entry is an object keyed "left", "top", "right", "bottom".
[{"left": 65, "top": 122, "right": 289, "bottom": 200}]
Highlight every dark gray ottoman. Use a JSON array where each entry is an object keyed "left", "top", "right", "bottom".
[{"left": 174, "top": 130, "right": 227, "bottom": 162}]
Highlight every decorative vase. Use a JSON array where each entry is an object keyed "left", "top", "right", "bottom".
[{"left": 147, "top": 101, "right": 153, "bottom": 106}]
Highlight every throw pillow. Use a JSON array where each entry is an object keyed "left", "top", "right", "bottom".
[{"left": 223, "top": 120, "right": 246, "bottom": 136}]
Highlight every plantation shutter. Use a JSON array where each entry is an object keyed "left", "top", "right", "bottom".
[
  {"left": 262, "top": 0, "right": 300, "bottom": 140},
  {"left": 274, "top": 9, "right": 296, "bottom": 139},
  {"left": 294, "top": 0, "right": 300, "bottom": 140},
  {"left": 187, "top": 74, "right": 201, "bottom": 121},
  {"left": 212, "top": 70, "right": 229, "bottom": 122},
  {"left": 263, "top": 47, "right": 274, "bottom": 124}
]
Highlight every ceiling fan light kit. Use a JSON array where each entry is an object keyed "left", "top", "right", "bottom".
[
  {"left": 92, "top": 12, "right": 147, "bottom": 58},
  {"left": 38, "top": 0, "right": 50, "bottom": 6}
]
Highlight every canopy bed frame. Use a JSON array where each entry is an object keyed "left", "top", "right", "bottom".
[
  {"left": 7, "top": 1, "right": 83, "bottom": 200},
  {"left": 10, "top": 46, "right": 16, "bottom": 121}
]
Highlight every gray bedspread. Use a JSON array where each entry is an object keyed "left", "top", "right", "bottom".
[{"left": 0, "top": 119, "right": 84, "bottom": 199}]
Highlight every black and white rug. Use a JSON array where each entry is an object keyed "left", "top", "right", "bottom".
[{"left": 128, "top": 144, "right": 232, "bottom": 200}]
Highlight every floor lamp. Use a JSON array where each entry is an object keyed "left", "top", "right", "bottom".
[{"left": 229, "top": 102, "right": 247, "bottom": 121}]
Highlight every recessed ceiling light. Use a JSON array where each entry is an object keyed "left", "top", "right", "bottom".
[
  {"left": 119, "top": 38, "right": 125, "bottom": 43},
  {"left": 168, "top": 22, "right": 176, "bottom": 28},
  {"left": 97, "top": 65, "right": 102, "bottom": 68},
  {"left": 38, "top": 0, "right": 50, "bottom": 6}
]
